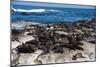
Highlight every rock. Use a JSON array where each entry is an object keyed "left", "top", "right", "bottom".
[
  {"left": 12, "top": 41, "right": 21, "bottom": 49},
  {"left": 55, "top": 31, "right": 68, "bottom": 35},
  {"left": 52, "top": 46, "right": 64, "bottom": 53},
  {"left": 34, "top": 59, "right": 42, "bottom": 64},
  {"left": 15, "top": 43, "right": 35, "bottom": 54},
  {"left": 11, "top": 19, "right": 96, "bottom": 64},
  {"left": 18, "top": 50, "right": 43, "bottom": 65},
  {"left": 18, "top": 35, "right": 35, "bottom": 43},
  {"left": 12, "top": 29, "right": 20, "bottom": 35},
  {"left": 72, "top": 53, "right": 86, "bottom": 60}
]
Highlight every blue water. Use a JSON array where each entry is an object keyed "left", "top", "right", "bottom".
[{"left": 11, "top": 4, "right": 96, "bottom": 23}]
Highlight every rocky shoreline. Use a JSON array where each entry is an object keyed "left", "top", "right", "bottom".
[{"left": 11, "top": 19, "right": 96, "bottom": 66}]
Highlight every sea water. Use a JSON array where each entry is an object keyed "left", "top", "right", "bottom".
[{"left": 11, "top": 2, "right": 96, "bottom": 24}]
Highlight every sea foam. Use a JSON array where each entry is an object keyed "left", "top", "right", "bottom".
[
  {"left": 12, "top": 7, "right": 62, "bottom": 13},
  {"left": 11, "top": 21, "right": 40, "bottom": 30}
]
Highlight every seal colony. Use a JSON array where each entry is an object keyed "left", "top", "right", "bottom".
[{"left": 11, "top": 19, "right": 96, "bottom": 66}]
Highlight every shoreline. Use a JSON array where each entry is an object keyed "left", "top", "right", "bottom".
[{"left": 11, "top": 19, "right": 95, "bottom": 29}]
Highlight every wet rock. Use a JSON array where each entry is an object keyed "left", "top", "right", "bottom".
[
  {"left": 25, "top": 39, "right": 38, "bottom": 46},
  {"left": 12, "top": 29, "right": 21, "bottom": 35},
  {"left": 12, "top": 36, "right": 20, "bottom": 42},
  {"left": 52, "top": 45, "right": 64, "bottom": 53},
  {"left": 15, "top": 43, "right": 35, "bottom": 54}
]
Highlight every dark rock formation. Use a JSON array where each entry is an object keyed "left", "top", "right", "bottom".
[{"left": 16, "top": 42, "right": 35, "bottom": 54}]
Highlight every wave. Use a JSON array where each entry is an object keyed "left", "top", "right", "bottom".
[
  {"left": 11, "top": 7, "right": 62, "bottom": 13},
  {"left": 11, "top": 21, "right": 41, "bottom": 30},
  {"left": 12, "top": 7, "right": 45, "bottom": 13}
]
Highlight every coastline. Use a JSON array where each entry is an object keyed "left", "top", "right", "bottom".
[{"left": 11, "top": 19, "right": 96, "bottom": 65}]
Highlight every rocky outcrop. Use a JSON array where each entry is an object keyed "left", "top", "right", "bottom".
[{"left": 11, "top": 20, "right": 96, "bottom": 66}]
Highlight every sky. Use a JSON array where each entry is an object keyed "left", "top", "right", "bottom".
[
  {"left": 12, "top": 1, "right": 96, "bottom": 9},
  {"left": 12, "top": 0, "right": 96, "bottom": 6}
]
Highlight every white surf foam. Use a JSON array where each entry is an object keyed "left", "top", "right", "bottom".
[
  {"left": 12, "top": 7, "right": 62, "bottom": 13},
  {"left": 12, "top": 7, "right": 46, "bottom": 13},
  {"left": 11, "top": 21, "right": 40, "bottom": 30},
  {"left": 47, "top": 9, "right": 62, "bottom": 13}
]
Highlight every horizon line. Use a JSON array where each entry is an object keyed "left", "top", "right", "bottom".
[{"left": 12, "top": 1, "right": 96, "bottom": 9}]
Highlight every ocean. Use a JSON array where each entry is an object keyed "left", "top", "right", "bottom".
[{"left": 11, "top": 3, "right": 96, "bottom": 24}]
